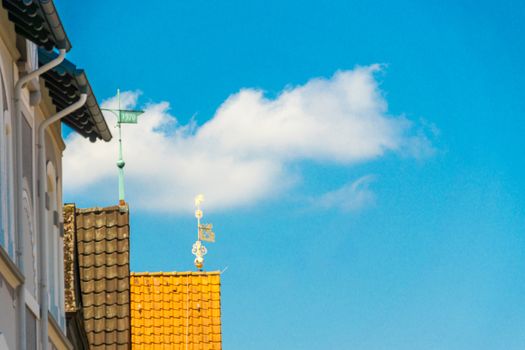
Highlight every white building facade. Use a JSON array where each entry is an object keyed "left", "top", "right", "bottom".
[{"left": 0, "top": 2, "right": 111, "bottom": 349}]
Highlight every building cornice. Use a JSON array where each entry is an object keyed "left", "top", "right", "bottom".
[
  {"left": 48, "top": 313, "right": 73, "bottom": 350},
  {"left": 0, "top": 245, "right": 23, "bottom": 289}
]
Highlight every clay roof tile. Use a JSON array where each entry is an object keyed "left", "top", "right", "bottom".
[{"left": 130, "top": 271, "right": 222, "bottom": 349}]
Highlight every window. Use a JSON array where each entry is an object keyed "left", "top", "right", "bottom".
[
  {"left": 46, "top": 162, "right": 65, "bottom": 328},
  {"left": 25, "top": 307, "right": 37, "bottom": 350},
  {"left": 0, "top": 65, "right": 14, "bottom": 259},
  {"left": 22, "top": 183, "right": 37, "bottom": 297},
  {"left": 0, "top": 67, "right": 5, "bottom": 249},
  {"left": 46, "top": 162, "right": 58, "bottom": 320},
  {"left": 0, "top": 332, "right": 11, "bottom": 350}
]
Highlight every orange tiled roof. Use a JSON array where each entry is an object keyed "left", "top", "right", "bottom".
[{"left": 130, "top": 271, "right": 222, "bottom": 350}]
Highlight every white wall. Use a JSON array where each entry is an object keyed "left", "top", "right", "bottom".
[{"left": 0, "top": 16, "right": 68, "bottom": 348}]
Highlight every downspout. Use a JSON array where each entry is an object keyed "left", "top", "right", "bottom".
[
  {"left": 14, "top": 48, "right": 66, "bottom": 350},
  {"left": 37, "top": 92, "right": 87, "bottom": 350}
]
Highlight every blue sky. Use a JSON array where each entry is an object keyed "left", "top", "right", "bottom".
[{"left": 58, "top": 1, "right": 525, "bottom": 349}]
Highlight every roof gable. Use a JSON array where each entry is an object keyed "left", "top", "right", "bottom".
[
  {"left": 130, "top": 272, "right": 222, "bottom": 349},
  {"left": 75, "top": 205, "right": 131, "bottom": 349}
]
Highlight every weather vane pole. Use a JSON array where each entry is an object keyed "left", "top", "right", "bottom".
[
  {"left": 192, "top": 195, "right": 216, "bottom": 270},
  {"left": 101, "top": 89, "right": 144, "bottom": 208},
  {"left": 116, "top": 89, "right": 126, "bottom": 206}
]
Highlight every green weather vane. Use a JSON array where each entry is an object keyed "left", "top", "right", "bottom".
[
  {"left": 101, "top": 89, "right": 144, "bottom": 207},
  {"left": 192, "top": 195, "right": 216, "bottom": 270}
]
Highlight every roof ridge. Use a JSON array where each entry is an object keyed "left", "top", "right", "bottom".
[
  {"left": 75, "top": 205, "right": 124, "bottom": 214},
  {"left": 131, "top": 271, "right": 221, "bottom": 276}
]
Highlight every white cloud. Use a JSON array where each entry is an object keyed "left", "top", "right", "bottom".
[
  {"left": 315, "top": 175, "right": 377, "bottom": 212},
  {"left": 63, "top": 65, "right": 432, "bottom": 213}
]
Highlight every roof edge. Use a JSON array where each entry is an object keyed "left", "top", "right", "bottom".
[
  {"left": 75, "top": 71, "right": 112, "bottom": 142},
  {"left": 74, "top": 205, "right": 123, "bottom": 213},
  {"left": 39, "top": 0, "right": 72, "bottom": 51},
  {"left": 38, "top": 48, "right": 113, "bottom": 142},
  {"left": 131, "top": 271, "right": 221, "bottom": 276}
]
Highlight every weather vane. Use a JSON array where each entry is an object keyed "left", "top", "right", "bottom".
[
  {"left": 101, "top": 89, "right": 144, "bottom": 208},
  {"left": 192, "top": 194, "right": 216, "bottom": 270}
]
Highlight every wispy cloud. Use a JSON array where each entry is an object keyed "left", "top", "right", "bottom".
[
  {"left": 315, "top": 175, "right": 377, "bottom": 212},
  {"left": 63, "top": 65, "right": 433, "bottom": 213}
]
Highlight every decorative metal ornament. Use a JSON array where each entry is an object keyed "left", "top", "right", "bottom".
[
  {"left": 192, "top": 194, "right": 217, "bottom": 270},
  {"left": 192, "top": 240, "right": 207, "bottom": 269},
  {"left": 198, "top": 223, "right": 215, "bottom": 242},
  {"left": 195, "top": 209, "right": 203, "bottom": 220}
]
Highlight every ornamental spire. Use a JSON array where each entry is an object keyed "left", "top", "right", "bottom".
[
  {"left": 192, "top": 194, "right": 216, "bottom": 270},
  {"left": 101, "top": 89, "right": 144, "bottom": 209}
]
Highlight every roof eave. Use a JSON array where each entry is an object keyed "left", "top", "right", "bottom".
[
  {"left": 38, "top": 0, "right": 72, "bottom": 51},
  {"left": 75, "top": 72, "right": 112, "bottom": 142},
  {"left": 39, "top": 48, "right": 112, "bottom": 142},
  {"left": 2, "top": 0, "right": 72, "bottom": 51}
]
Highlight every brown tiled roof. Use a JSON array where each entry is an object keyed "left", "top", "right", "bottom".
[
  {"left": 75, "top": 205, "right": 131, "bottom": 350},
  {"left": 130, "top": 271, "right": 222, "bottom": 350}
]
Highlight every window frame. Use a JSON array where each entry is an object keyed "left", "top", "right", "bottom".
[{"left": 0, "top": 58, "right": 15, "bottom": 259}]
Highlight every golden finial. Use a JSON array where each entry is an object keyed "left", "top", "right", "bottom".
[
  {"left": 195, "top": 194, "right": 204, "bottom": 222},
  {"left": 192, "top": 194, "right": 216, "bottom": 270}
]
